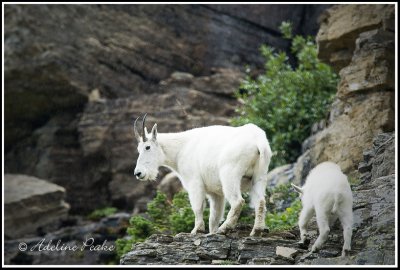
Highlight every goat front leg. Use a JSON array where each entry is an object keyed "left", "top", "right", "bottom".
[
  {"left": 298, "top": 205, "right": 314, "bottom": 248},
  {"left": 188, "top": 185, "right": 206, "bottom": 234}
]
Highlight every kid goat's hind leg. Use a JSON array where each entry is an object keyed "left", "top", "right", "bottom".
[
  {"left": 339, "top": 208, "right": 353, "bottom": 257},
  {"left": 311, "top": 208, "right": 330, "bottom": 253}
]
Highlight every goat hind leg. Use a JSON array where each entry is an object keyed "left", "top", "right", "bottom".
[
  {"left": 208, "top": 194, "right": 225, "bottom": 234},
  {"left": 311, "top": 211, "right": 330, "bottom": 253},
  {"left": 340, "top": 209, "right": 353, "bottom": 257},
  {"left": 217, "top": 170, "right": 244, "bottom": 234},
  {"left": 249, "top": 179, "right": 268, "bottom": 236}
]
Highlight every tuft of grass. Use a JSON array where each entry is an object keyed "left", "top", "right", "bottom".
[{"left": 88, "top": 207, "right": 117, "bottom": 221}]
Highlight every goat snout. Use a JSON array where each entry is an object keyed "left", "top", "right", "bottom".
[{"left": 134, "top": 168, "right": 145, "bottom": 179}]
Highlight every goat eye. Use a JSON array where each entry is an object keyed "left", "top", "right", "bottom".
[{"left": 145, "top": 146, "right": 150, "bottom": 150}]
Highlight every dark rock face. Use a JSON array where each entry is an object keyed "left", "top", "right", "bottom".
[
  {"left": 4, "top": 4, "right": 328, "bottom": 213},
  {"left": 120, "top": 131, "right": 395, "bottom": 265}
]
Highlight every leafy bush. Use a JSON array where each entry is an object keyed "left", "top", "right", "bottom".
[
  {"left": 237, "top": 183, "right": 302, "bottom": 232},
  {"left": 147, "top": 191, "right": 172, "bottom": 231},
  {"left": 169, "top": 191, "right": 211, "bottom": 233},
  {"left": 116, "top": 190, "right": 202, "bottom": 258},
  {"left": 115, "top": 215, "right": 155, "bottom": 258},
  {"left": 232, "top": 21, "right": 338, "bottom": 168},
  {"left": 87, "top": 207, "right": 117, "bottom": 221},
  {"left": 266, "top": 199, "right": 302, "bottom": 232}
]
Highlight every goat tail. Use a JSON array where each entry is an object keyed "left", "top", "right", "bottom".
[
  {"left": 255, "top": 134, "right": 272, "bottom": 183},
  {"left": 249, "top": 133, "right": 272, "bottom": 208},
  {"left": 331, "top": 193, "right": 341, "bottom": 214}
]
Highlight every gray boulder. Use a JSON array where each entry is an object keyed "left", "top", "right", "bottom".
[{"left": 4, "top": 174, "right": 70, "bottom": 239}]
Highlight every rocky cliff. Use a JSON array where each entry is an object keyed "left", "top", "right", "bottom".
[
  {"left": 269, "top": 4, "right": 395, "bottom": 187},
  {"left": 3, "top": 4, "right": 395, "bottom": 266},
  {"left": 121, "top": 130, "right": 395, "bottom": 265},
  {"left": 4, "top": 4, "right": 328, "bottom": 214},
  {"left": 121, "top": 4, "right": 396, "bottom": 265}
]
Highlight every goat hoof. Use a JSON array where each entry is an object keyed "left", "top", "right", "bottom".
[
  {"left": 191, "top": 228, "right": 205, "bottom": 235},
  {"left": 341, "top": 249, "right": 351, "bottom": 257},
  {"left": 216, "top": 227, "right": 228, "bottom": 235},
  {"left": 250, "top": 228, "right": 263, "bottom": 237},
  {"left": 297, "top": 238, "right": 311, "bottom": 249},
  {"left": 297, "top": 241, "right": 309, "bottom": 250},
  {"left": 311, "top": 246, "right": 319, "bottom": 253},
  {"left": 304, "top": 238, "right": 311, "bottom": 246}
]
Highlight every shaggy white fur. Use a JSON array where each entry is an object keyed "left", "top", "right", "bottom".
[
  {"left": 134, "top": 122, "right": 272, "bottom": 236},
  {"left": 292, "top": 161, "right": 353, "bottom": 257}
]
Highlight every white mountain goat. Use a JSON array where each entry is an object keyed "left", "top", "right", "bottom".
[
  {"left": 291, "top": 161, "right": 353, "bottom": 257},
  {"left": 133, "top": 114, "right": 272, "bottom": 236}
]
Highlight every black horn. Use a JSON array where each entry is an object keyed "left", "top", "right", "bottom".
[
  {"left": 133, "top": 116, "right": 141, "bottom": 142},
  {"left": 142, "top": 113, "right": 148, "bottom": 142}
]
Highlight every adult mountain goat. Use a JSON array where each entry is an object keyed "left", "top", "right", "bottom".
[
  {"left": 292, "top": 161, "right": 353, "bottom": 257},
  {"left": 133, "top": 114, "right": 272, "bottom": 236}
]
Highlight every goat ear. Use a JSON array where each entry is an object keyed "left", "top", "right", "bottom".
[
  {"left": 150, "top": 123, "right": 157, "bottom": 141},
  {"left": 291, "top": 183, "right": 303, "bottom": 194},
  {"left": 144, "top": 127, "right": 149, "bottom": 138}
]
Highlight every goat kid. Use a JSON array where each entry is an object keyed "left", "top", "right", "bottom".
[
  {"left": 292, "top": 161, "right": 353, "bottom": 257},
  {"left": 133, "top": 114, "right": 273, "bottom": 236}
]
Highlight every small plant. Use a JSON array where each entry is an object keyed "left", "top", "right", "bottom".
[
  {"left": 232, "top": 21, "right": 338, "bottom": 168},
  {"left": 115, "top": 215, "right": 155, "bottom": 258},
  {"left": 116, "top": 190, "right": 206, "bottom": 258},
  {"left": 169, "top": 191, "right": 195, "bottom": 233},
  {"left": 147, "top": 191, "right": 172, "bottom": 231},
  {"left": 266, "top": 199, "right": 302, "bottom": 232},
  {"left": 88, "top": 207, "right": 117, "bottom": 221}
]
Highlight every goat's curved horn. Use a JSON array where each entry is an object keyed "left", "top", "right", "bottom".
[
  {"left": 142, "top": 113, "right": 148, "bottom": 142},
  {"left": 134, "top": 116, "right": 141, "bottom": 142}
]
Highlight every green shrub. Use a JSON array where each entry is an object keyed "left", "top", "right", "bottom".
[
  {"left": 267, "top": 182, "right": 298, "bottom": 211},
  {"left": 169, "top": 191, "right": 195, "bottom": 233},
  {"left": 232, "top": 21, "right": 338, "bottom": 168},
  {"left": 115, "top": 215, "right": 155, "bottom": 258},
  {"left": 87, "top": 207, "right": 117, "bottom": 221},
  {"left": 147, "top": 191, "right": 172, "bottom": 231},
  {"left": 116, "top": 190, "right": 203, "bottom": 258},
  {"left": 266, "top": 199, "right": 302, "bottom": 232},
  {"left": 264, "top": 183, "right": 302, "bottom": 232}
]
